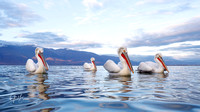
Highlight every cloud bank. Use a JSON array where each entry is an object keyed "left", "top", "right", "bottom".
[
  {"left": 16, "top": 31, "right": 102, "bottom": 50},
  {"left": 17, "top": 32, "right": 67, "bottom": 44},
  {"left": 125, "top": 16, "right": 200, "bottom": 60},
  {"left": 0, "top": 0, "right": 41, "bottom": 29},
  {"left": 126, "top": 17, "right": 200, "bottom": 47}
]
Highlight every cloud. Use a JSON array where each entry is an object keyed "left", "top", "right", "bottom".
[
  {"left": 126, "top": 16, "right": 200, "bottom": 47},
  {"left": 53, "top": 41, "right": 102, "bottom": 50},
  {"left": 43, "top": 0, "right": 54, "bottom": 9},
  {"left": 136, "top": 0, "right": 171, "bottom": 5},
  {"left": 159, "top": 43, "right": 200, "bottom": 58},
  {"left": 82, "top": 0, "right": 103, "bottom": 10},
  {"left": 153, "top": 2, "right": 192, "bottom": 15},
  {"left": 0, "top": 0, "right": 41, "bottom": 29},
  {"left": 16, "top": 32, "right": 67, "bottom": 46},
  {"left": 16, "top": 31, "right": 102, "bottom": 50},
  {"left": 75, "top": 9, "right": 105, "bottom": 25},
  {"left": 75, "top": 0, "right": 104, "bottom": 25}
]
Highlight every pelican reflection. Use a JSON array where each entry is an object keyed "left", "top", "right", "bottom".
[
  {"left": 137, "top": 72, "right": 168, "bottom": 100},
  {"left": 83, "top": 71, "right": 99, "bottom": 99},
  {"left": 107, "top": 75, "right": 132, "bottom": 101},
  {"left": 27, "top": 73, "right": 50, "bottom": 100}
]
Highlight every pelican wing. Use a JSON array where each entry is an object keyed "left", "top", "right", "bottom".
[
  {"left": 104, "top": 60, "right": 120, "bottom": 73},
  {"left": 26, "top": 59, "right": 36, "bottom": 73},
  {"left": 137, "top": 62, "right": 153, "bottom": 72},
  {"left": 83, "top": 62, "right": 91, "bottom": 69},
  {"left": 117, "top": 62, "right": 123, "bottom": 69},
  {"left": 145, "top": 61, "right": 158, "bottom": 68}
]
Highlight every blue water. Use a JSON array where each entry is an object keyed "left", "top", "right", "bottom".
[{"left": 0, "top": 65, "right": 200, "bottom": 112}]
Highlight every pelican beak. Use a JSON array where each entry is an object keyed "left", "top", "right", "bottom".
[
  {"left": 157, "top": 56, "right": 169, "bottom": 73},
  {"left": 121, "top": 50, "right": 134, "bottom": 74},
  {"left": 38, "top": 52, "right": 48, "bottom": 71},
  {"left": 92, "top": 60, "right": 97, "bottom": 70}
]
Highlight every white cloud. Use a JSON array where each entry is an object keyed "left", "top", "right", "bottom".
[
  {"left": 82, "top": 0, "right": 103, "bottom": 10},
  {"left": 44, "top": 0, "right": 54, "bottom": 9},
  {"left": 0, "top": 0, "right": 42, "bottom": 28},
  {"left": 136, "top": 0, "right": 171, "bottom": 5},
  {"left": 74, "top": 9, "right": 105, "bottom": 25}
]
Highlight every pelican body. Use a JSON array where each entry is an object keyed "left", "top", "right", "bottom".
[
  {"left": 103, "top": 47, "right": 134, "bottom": 76},
  {"left": 26, "top": 47, "right": 49, "bottom": 74},
  {"left": 83, "top": 57, "right": 97, "bottom": 71},
  {"left": 137, "top": 53, "right": 169, "bottom": 73}
]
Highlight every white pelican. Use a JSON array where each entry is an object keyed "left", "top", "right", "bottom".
[
  {"left": 83, "top": 57, "right": 97, "bottom": 71},
  {"left": 26, "top": 47, "right": 49, "bottom": 74},
  {"left": 103, "top": 47, "right": 134, "bottom": 76},
  {"left": 137, "top": 53, "right": 169, "bottom": 73}
]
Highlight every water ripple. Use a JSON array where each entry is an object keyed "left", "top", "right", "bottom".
[{"left": 0, "top": 65, "right": 200, "bottom": 111}]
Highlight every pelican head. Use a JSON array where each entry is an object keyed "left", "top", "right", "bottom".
[
  {"left": 90, "top": 57, "right": 95, "bottom": 62},
  {"left": 35, "top": 47, "right": 48, "bottom": 71},
  {"left": 155, "top": 53, "right": 169, "bottom": 73},
  {"left": 118, "top": 47, "right": 134, "bottom": 74},
  {"left": 35, "top": 47, "right": 43, "bottom": 55}
]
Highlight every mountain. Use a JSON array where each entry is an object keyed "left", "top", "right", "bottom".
[
  {"left": 0, "top": 41, "right": 199, "bottom": 65},
  {"left": 130, "top": 55, "right": 200, "bottom": 66},
  {"left": 0, "top": 44, "right": 139, "bottom": 65}
]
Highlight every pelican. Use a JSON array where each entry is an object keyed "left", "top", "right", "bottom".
[
  {"left": 137, "top": 53, "right": 169, "bottom": 73},
  {"left": 26, "top": 47, "right": 49, "bottom": 74},
  {"left": 103, "top": 47, "right": 134, "bottom": 76},
  {"left": 83, "top": 57, "right": 97, "bottom": 71}
]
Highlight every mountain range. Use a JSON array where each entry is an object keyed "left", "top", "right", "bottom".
[
  {"left": 0, "top": 41, "right": 199, "bottom": 65},
  {"left": 0, "top": 44, "right": 119, "bottom": 65}
]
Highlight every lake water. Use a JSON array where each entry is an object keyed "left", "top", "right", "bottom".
[{"left": 0, "top": 65, "right": 200, "bottom": 112}]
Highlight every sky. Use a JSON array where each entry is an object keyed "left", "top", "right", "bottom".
[{"left": 0, "top": 0, "right": 200, "bottom": 60}]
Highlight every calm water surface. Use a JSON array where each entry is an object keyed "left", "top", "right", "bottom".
[{"left": 0, "top": 65, "right": 200, "bottom": 112}]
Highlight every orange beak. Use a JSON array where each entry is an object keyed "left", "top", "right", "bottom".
[
  {"left": 92, "top": 60, "right": 97, "bottom": 70},
  {"left": 121, "top": 51, "right": 134, "bottom": 74},
  {"left": 38, "top": 53, "right": 48, "bottom": 71},
  {"left": 157, "top": 57, "right": 169, "bottom": 73}
]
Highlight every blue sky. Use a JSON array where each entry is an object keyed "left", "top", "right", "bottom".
[{"left": 0, "top": 0, "right": 200, "bottom": 60}]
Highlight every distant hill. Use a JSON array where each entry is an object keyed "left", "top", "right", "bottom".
[
  {"left": 0, "top": 41, "right": 199, "bottom": 65},
  {"left": 130, "top": 55, "right": 200, "bottom": 66},
  {"left": 0, "top": 44, "right": 139, "bottom": 65}
]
